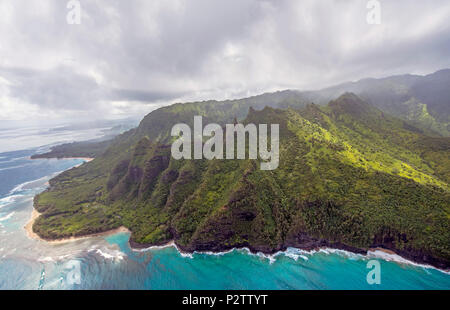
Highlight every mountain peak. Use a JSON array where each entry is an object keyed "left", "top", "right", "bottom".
[{"left": 328, "top": 92, "right": 375, "bottom": 117}]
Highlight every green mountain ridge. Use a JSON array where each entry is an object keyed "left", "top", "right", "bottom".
[
  {"left": 32, "top": 92, "right": 450, "bottom": 269},
  {"left": 301, "top": 69, "right": 450, "bottom": 136}
]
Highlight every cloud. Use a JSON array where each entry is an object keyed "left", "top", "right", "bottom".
[
  {"left": 0, "top": 0, "right": 449, "bottom": 121},
  {"left": 110, "top": 88, "right": 187, "bottom": 102},
  {"left": 0, "top": 66, "right": 102, "bottom": 110}
]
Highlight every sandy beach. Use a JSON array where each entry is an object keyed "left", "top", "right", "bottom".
[
  {"left": 367, "top": 247, "right": 398, "bottom": 255},
  {"left": 60, "top": 157, "right": 95, "bottom": 161},
  {"left": 66, "top": 157, "right": 95, "bottom": 162},
  {"left": 24, "top": 156, "right": 117, "bottom": 244},
  {"left": 24, "top": 208, "right": 129, "bottom": 244},
  {"left": 61, "top": 157, "right": 95, "bottom": 167}
]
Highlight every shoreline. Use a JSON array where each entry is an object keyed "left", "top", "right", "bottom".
[
  {"left": 30, "top": 156, "right": 94, "bottom": 162},
  {"left": 24, "top": 209, "right": 129, "bottom": 244},
  {"left": 132, "top": 239, "right": 450, "bottom": 274},
  {"left": 72, "top": 157, "right": 94, "bottom": 167},
  {"left": 23, "top": 156, "right": 101, "bottom": 245},
  {"left": 56, "top": 157, "right": 94, "bottom": 161},
  {"left": 64, "top": 157, "right": 95, "bottom": 164},
  {"left": 24, "top": 209, "right": 449, "bottom": 273},
  {"left": 368, "top": 247, "right": 397, "bottom": 255}
]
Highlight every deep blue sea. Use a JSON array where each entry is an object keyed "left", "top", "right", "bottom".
[{"left": 0, "top": 143, "right": 449, "bottom": 289}]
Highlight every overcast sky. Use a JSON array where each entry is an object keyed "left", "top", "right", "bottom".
[{"left": 1, "top": 0, "right": 449, "bottom": 122}]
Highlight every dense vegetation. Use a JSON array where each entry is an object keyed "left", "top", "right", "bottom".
[
  {"left": 303, "top": 69, "right": 450, "bottom": 136},
  {"left": 33, "top": 92, "right": 450, "bottom": 268},
  {"left": 31, "top": 139, "right": 114, "bottom": 159}
]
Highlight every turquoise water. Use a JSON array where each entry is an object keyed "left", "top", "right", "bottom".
[
  {"left": 0, "top": 148, "right": 449, "bottom": 290},
  {"left": 102, "top": 233, "right": 450, "bottom": 290}
]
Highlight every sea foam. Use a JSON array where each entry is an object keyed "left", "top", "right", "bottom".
[
  {"left": 95, "top": 249, "right": 126, "bottom": 261},
  {"left": 0, "top": 212, "right": 15, "bottom": 222},
  {"left": 130, "top": 240, "right": 449, "bottom": 274}
]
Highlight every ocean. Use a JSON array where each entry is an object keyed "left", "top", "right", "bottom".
[{"left": 0, "top": 140, "right": 449, "bottom": 289}]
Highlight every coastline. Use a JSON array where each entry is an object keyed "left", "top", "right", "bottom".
[
  {"left": 64, "top": 157, "right": 94, "bottom": 162},
  {"left": 24, "top": 208, "right": 449, "bottom": 273},
  {"left": 24, "top": 156, "right": 106, "bottom": 244},
  {"left": 24, "top": 208, "right": 129, "bottom": 244},
  {"left": 72, "top": 157, "right": 94, "bottom": 167},
  {"left": 30, "top": 156, "right": 95, "bottom": 167},
  {"left": 130, "top": 239, "right": 450, "bottom": 274},
  {"left": 30, "top": 156, "right": 94, "bottom": 163},
  {"left": 368, "top": 247, "right": 397, "bottom": 255},
  {"left": 56, "top": 157, "right": 94, "bottom": 161}
]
